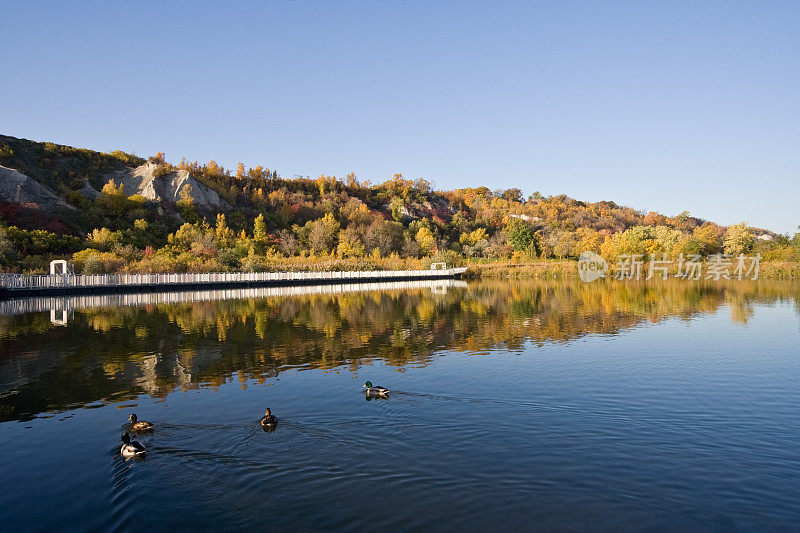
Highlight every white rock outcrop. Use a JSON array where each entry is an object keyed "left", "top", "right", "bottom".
[
  {"left": 104, "top": 163, "right": 228, "bottom": 209},
  {"left": 0, "top": 165, "right": 74, "bottom": 210}
]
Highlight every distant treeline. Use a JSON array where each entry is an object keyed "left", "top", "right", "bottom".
[{"left": 0, "top": 135, "right": 797, "bottom": 274}]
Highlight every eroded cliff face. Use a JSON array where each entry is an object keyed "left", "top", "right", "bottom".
[
  {"left": 0, "top": 165, "right": 74, "bottom": 211},
  {"left": 104, "top": 162, "right": 228, "bottom": 209}
]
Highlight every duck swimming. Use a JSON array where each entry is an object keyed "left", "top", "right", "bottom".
[
  {"left": 128, "top": 413, "right": 153, "bottom": 431},
  {"left": 120, "top": 432, "right": 146, "bottom": 457},
  {"left": 260, "top": 408, "right": 277, "bottom": 428},
  {"left": 363, "top": 381, "right": 389, "bottom": 397}
]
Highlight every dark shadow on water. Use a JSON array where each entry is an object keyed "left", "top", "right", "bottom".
[{"left": 363, "top": 394, "right": 389, "bottom": 401}]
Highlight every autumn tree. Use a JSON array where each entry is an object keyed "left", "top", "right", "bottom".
[
  {"left": 252, "top": 213, "right": 269, "bottom": 253},
  {"left": 336, "top": 226, "right": 365, "bottom": 257},
  {"left": 299, "top": 213, "right": 340, "bottom": 254},
  {"left": 101, "top": 179, "right": 125, "bottom": 197},
  {"left": 575, "top": 227, "right": 604, "bottom": 254},
  {"left": 97, "top": 179, "right": 129, "bottom": 214},
  {"left": 277, "top": 229, "right": 300, "bottom": 256},
  {"left": 459, "top": 227, "right": 487, "bottom": 247},
  {"left": 248, "top": 165, "right": 265, "bottom": 180},
  {"left": 170, "top": 221, "right": 218, "bottom": 258},
  {"left": 501, "top": 188, "right": 523, "bottom": 203},
  {"left": 176, "top": 184, "right": 199, "bottom": 223},
  {"left": 207, "top": 160, "right": 222, "bottom": 175},
  {"left": 88, "top": 227, "right": 122, "bottom": 251},
  {"left": 215, "top": 213, "right": 235, "bottom": 247},
  {"left": 415, "top": 226, "right": 436, "bottom": 255},
  {"left": 364, "top": 219, "right": 404, "bottom": 256},
  {"left": 693, "top": 223, "right": 722, "bottom": 255},
  {"left": 460, "top": 227, "right": 489, "bottom": 257},
  {"left": 723, "top": 222, "right": 755, "bottom": 256}
]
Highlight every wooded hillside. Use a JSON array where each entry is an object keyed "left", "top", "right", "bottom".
[{"left": 0, "top": 134, "right": 796, "bottom": 274}]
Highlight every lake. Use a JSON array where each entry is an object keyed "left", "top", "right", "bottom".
[{"left": 1, "top": 279, "right": 799, "bottom": 531}]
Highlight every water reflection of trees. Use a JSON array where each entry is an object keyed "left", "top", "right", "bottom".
[{"left": 0, "top": 280, "right": 797, "bottom": 421}]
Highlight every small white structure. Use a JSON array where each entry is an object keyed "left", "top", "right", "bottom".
[
  {"left": 50, "top": 260, "right": 74, "bottom": 275},
  {"left": 757, "top": 234, "right": 774, "bottom": 242},
  {"left": 50, "top": 309, "right": 69, "bottom": 326},
  {"left": 509, "top": 214, "right": 541, "bottom": 222},
  {"left": 430, "top": 262, "right": 447, "bottom": 270}
]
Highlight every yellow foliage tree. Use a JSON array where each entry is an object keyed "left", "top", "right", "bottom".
[
  {"left": 101, "top": 180, "right": 125, "bottom": 197},
  {"left": 215, "top": 213, "right": 234, "bottom": 246},
  {"left": 459, "top": 227, "right": 487, "bottom": 246},
  {"left": 415, "top": 226, "right": 436, "bottom": 255}
]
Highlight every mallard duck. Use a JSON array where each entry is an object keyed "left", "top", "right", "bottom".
[
  {"left": 260, "top": 408, "right": 277, "bottom": 427},
  {"left": 120, "top": 432, "right": 146, "bottom": 457},
  {"left": 363, "top": 381, "right": 389, "bottom": 396},
  {"left": 128, "top": 413, "right": 153, "bottom": 431}
]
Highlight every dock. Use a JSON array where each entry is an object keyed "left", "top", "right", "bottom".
[{"left": 0, "top": 267, "right": 468, "bottom": 299}]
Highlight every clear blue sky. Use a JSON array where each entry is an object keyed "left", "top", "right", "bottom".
[{"left": 2, "top": 1, "right": 798, "bottom": 233}]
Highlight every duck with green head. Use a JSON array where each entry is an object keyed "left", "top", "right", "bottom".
[
  {"left": 120, "top": 432, "right": 146, "bottom": 457},
  {"left": 363, "top": 381, "right": 389, "bottom": 396}
]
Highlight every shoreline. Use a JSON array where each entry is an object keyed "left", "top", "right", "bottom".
[{"left": 465, "top": 259, "right": 800, "bottom": 280}]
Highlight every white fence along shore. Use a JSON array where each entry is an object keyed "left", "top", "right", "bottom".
[
  {"left": 0, "top": 278, "right": 469, "bottom": 318},
  {"left": 0, "top": 268, "right": 468, "bottom": 295}
]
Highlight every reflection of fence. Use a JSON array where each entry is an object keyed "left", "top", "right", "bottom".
[
  {"left": 0, "top": 278, "right": 468, "bottom": 317},
  {"left": 0, "top": 268, "right": 468, "bottom": 298}
]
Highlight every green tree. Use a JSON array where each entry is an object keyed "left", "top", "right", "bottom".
[
  {"left": 0, "top": 227, "right": 16, "bottom": 266},
  {"left": 251, "top": 213, "right": 269, "bottom": 253},
  {"left": 507, "top": 219, "right": 538, "bottom": 254},
  {"left": 253, "top": 213, "right": 268, "bottom": 242},
  {"left": 390, "top": 198, "right": 404, "bottom": 222},
  {"left": 529, "top": 191, "right": 544, "bottom": 201}
]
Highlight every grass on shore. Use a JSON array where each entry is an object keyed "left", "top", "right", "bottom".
[{"left": 466, "top": 259, "right": 800, "bottom": 280}]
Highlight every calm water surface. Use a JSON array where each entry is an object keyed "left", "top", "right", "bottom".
[{"left": 1, "top": 280, "right": 799, "bottom": 531}]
